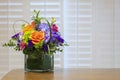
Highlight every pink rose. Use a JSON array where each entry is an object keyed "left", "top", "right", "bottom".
[
  {"left": 51, "top": 24, "right": 58, "bottom": 32},
  {"left": 19, "top": 42, "right": 26, "bottom": 50}
]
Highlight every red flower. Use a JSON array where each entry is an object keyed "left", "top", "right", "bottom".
[
  {"left": 51, "top": 24, "right": 58, "bottom": 32},
  {"left": 19, "top": 42, "right": 26, "bottom": 50}
]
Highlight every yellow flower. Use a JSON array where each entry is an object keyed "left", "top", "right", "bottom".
[
  {"left": 51, "top": 17, "right": 56, "bottom": 23},
  {"left": 22, "top": 31, "right": 33, "bottom": 44},
  {"left": 30, "top": 31, "right": 44, "bottom": 44}
]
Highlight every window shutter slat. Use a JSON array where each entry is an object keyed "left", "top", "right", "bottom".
[
  {"left": 64, "top": 0, "right": 93, "bottom": 68},
  {"left": 0, "top": 0, "right": 9, "bottom": 79}
]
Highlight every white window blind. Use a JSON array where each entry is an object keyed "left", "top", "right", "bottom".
[
  {"left": 0, "top": 0, "right": 9, "bottom": 78},
  {"left": 93, "top": 0, "right": 119, "bottom": 68},
  {"left": 115, "top": 0, "right": 120, "bottom": 68},
  {"left": 64, "top": 0, "right": 94, "bottom": 68},
  {"left": 8, "top": 0, "right": 24, "bottom": 70}
]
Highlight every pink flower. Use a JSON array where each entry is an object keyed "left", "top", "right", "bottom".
[
  {"left": 19, "top": 42, "right": 26, "bottom": 50},
  {"left": 51, "top": 24, "right": 58, "bottom": 32}
]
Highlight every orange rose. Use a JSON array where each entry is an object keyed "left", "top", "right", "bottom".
[
  {"left": 30, "top": 31, "right": 44, "bottom": 44},
  {"left": 31, "top": 21, "right": 35, "bottom": 28},
  {"left": 22, "top": 24, "right": 34, "bottom": 33}
]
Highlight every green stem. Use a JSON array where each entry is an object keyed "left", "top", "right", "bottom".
[
  {"left": 47, "top": 44, "right": 50, "bottom": 55},
  {"left": 13, "top": 20, "right": 29, "bottom": 34}
]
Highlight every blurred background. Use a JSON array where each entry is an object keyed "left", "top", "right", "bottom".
[{"left": 0, "top": 0, "right": 120, "bottom": 79}]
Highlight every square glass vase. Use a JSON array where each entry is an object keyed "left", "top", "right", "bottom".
[{"left": 24, "top": 54, "right": 54, "bottom": 72}]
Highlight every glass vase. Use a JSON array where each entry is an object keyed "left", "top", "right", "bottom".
[{"left": 24, "top": 53, "right": 54, "bottom": 72}]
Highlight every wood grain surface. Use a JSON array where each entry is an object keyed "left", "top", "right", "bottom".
[{"left": 1, "top": 68, "right": 120, "bottom": 80}]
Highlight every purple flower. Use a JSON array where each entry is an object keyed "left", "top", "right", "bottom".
[
  {"left": 52, "top": 31, "right": 60, "bottom": 37},
  {"left": 38, "top": 23, "right": 64, "bottom": 45},
  {"left": 11, "top": 33, "right": 19, "bottom": 39},
  {"left": 50, "top": 30, "right": 64, "bottom": 46},
  {"left": 56, "top": 36, "right": 64, "bottom": 43},
  {"left": 38, "top": 23, "right": 50, "bottom": 32},
  {"left": 28, "top": 40, "right": 34, "bottom": 47},
  {"left": 42, "top": 44, "right": 48, "bottom": 51},
  {"left": 38, "top": 23, "right": 50, "bottom": 43}
]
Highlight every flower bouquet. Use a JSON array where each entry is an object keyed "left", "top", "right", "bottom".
[{"left": 3, "top": 10, "right": 67, "bottom": 72}]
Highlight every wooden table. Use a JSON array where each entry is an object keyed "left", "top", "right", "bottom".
[{"left": 1, "top": 68, "right": 120, "bottom": 80}]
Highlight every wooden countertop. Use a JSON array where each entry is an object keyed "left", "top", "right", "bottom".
[{"left": 1, "top": 68, "right": 120, "bottom": 80}]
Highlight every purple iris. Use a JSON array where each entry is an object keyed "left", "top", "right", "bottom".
[
  {"left": 38, "top": 23, "right": 50, "bottom": 32},
  {"left": 38, "top": 23, "right": 64, "bottom": 48},
  {"left": 56, "top": 36, "right": 64, "bottom": 43},
  {"left": 42, "top": 44, "right": 48, "bottom": 51},
  {"left": 28, "top": 40, "right": 34, "bottom": 47},
  {"left": 51, "top": 30, "right": 64, "bottom": 46},
  {"left": 17, "top": 40, "right": 20, "bottom": 47},
  {"left": 38, "top": 23, "right": 50, "bottom": 43},
  {"left": 11, "top": 33, "right": 19, "bottom": 39}
]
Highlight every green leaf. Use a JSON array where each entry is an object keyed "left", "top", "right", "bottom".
[
  {"left": 22, "top": 23, "right": 26, "bottom": 28},
  {"left": 2, "top": 39, "right": 16, "bottom": 47},
  {"left": 34, "top": 41, "right": 43, "bottom": 49}
]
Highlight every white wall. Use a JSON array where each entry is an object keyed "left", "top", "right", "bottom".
[
  {"left": 93, "top": 0, "right": 120, "bottom": 68},
  {"left": 115, "top": 0, "right": 120, "bottom": 68}
]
